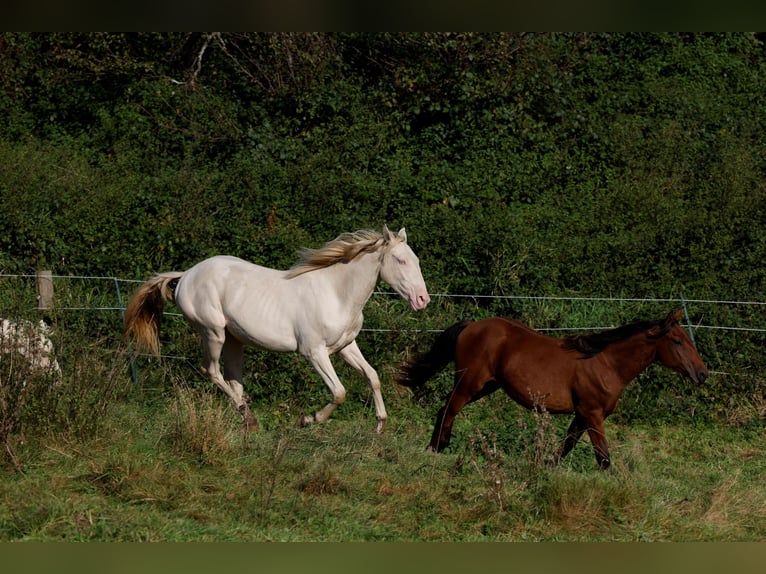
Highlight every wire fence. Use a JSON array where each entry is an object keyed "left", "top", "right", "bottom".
[
  {"left": 3, "top": 272, "right": 765, "bottom": 385},
  {"left": 2, "top": 273, "right": 765, "bottom": 333}
]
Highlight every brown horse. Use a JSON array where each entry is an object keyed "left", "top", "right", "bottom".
[{"left": 398, "top": 310, "right": 708, "bottom": 469}]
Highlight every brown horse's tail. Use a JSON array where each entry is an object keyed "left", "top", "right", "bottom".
[
  {"left": 397, "top": 320, "right": 472, "bottom": 388},
  {"left": 124, "top": 272, "right": 183, "bottom": 356}
]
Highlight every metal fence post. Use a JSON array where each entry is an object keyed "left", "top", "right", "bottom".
[
  {"left": 679, "top": 291, "right": 696, "bottom": 347},
  {"left": 114, "top": 278, "right": 138, "bottom": 385}
]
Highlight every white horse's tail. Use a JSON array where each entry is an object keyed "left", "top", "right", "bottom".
[{"left": 124, "top": 272, "right": 183, "bottom": 356}]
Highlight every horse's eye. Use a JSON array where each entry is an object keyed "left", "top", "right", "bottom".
[
  {"left": 673, "top": 339, "right": 682, "bottom": 346},
  {"left": 396, "top": 256, "right": 406, "bottom": 265}
]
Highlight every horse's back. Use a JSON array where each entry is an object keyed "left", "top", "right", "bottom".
[
  {"left": 174, "top": 255, "right": 298, "bottom": 349},
  {"left": 179, "top": 255, "right": 286, "bottom": 293},
  {"left": 459, "top": 317, "right": 554, "bottom": 349},
  {"left": 455, "top": 317, "right": 545, "bottom": 369},
  {"left": 456, "top": 317, "right": 579, "bottom": 412},
  {"left": 184, "top": 254, "right": 282, "bottom": 278}
]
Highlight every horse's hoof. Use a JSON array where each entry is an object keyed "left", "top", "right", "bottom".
[
  {"left": 375, "top": 420, "right": 386, "bottom": 434},
  {"left": 245, "top": 419, "right": 259, "bottom": 432},
  {"left": 428, "top": 441, "right": 446, "bottom": 453},
  {"left": 298, "top": 414, "right": 314, "bottom": 428}
]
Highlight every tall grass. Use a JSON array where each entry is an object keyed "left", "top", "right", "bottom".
[
  {"left": 166, "top": 383, "right": 243, "bottom": 466},
  {"left": 0, "top": 286, "right": 763, "bottom": 541},
  {"left": 2, "top": 378, "right": 763, "bottom": 541}
]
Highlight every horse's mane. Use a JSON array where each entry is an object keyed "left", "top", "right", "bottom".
[
  {"left": 561, "top": 316, "right": 674, "bottom": 357},
  {"left": 285, "top": 230, "right": 391, "bottom": 278}
]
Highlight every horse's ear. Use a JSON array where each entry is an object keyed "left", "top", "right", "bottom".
[
  {"left": 382, "top": 225, "right": 406, "bottom": 243},
  {"left": 651, "top": 309, "right": 683, "bottom": 337}
]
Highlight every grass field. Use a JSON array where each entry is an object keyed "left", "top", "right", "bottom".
[{"left": 2, "top": 373, "right": 764, "bottom": 542}]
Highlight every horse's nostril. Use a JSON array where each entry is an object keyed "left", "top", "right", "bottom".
[{"left": 699, "top": 371, "right": 708, "bottom": 384}]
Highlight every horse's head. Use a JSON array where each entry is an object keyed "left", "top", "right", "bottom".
[
  {"left": 652, "top": 309, "right": 708, "bottom": 384},
  {"left": 379, "top": 226, "right": 430, "bottom": 311}
]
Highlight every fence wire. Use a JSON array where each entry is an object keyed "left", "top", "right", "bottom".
[
  {"left": 1, "top": 273, "right": 765, "bottom": 333},
  {"left": 3, "top": 273, "right": 764, "bottom": 385}
]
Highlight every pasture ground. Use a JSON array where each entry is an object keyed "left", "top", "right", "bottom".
[{"left": 1, "top": 381, "right": 763, "bottom": 542}]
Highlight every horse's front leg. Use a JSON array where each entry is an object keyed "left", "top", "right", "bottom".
[
  {"left": 585, "top": 416, "right": 610, "bottom": 470},
  {"left": 300, "top": 347, "right": 346, "bottom": 427},
  {"left": 339, "top": 340, "right": 387, "bottom": 433}
]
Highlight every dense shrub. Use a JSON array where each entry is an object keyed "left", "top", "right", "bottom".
[{"left": 0, "top": 33, "right": 765, "bottom": 422}]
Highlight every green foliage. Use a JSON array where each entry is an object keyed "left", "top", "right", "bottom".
[{"left": 2, "top": 33, "right": 765, "bottom": 296}]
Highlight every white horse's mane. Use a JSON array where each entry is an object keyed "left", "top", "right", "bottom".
[{"left": 285, "top": 229, "right": 396, "bottom": 278}]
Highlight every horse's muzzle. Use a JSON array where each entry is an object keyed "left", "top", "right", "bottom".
[{"left": 411, "top": 291, "right": 431, "bottom": 311}]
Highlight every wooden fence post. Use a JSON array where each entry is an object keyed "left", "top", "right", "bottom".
[{"left": 36, "top": 270, "right": 54, "bottom": 310}]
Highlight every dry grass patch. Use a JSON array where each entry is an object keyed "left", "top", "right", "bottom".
[
  {"left": 168, "top": 384, "right": 243, "bottom": 466},
  {"left": 727, "top": 390, "right": 766, "bottom": 427}
]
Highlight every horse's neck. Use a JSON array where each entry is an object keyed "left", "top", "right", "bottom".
[
  {"left": 603, "top": 335, "right": 658, "bottom": 384},
  {"left": 322, "top": 250, "right": 382, "bottom": 312}
]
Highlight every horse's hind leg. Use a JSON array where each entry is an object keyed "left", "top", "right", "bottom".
[
  {"left": 552, "top": 413, "right": 587, "bottom": 466},
  {"left": 429, "top": 374, "right": 497, "bottom": 452},
  {"left": 200, "top": 326, "right": 257, "bottom": 431},
  {"left": 339, "top": 340, "right": 387, "bottom": 433},
  {"left": 429, "top": 397, "right": 471, "bottom": 452},
  {"left": 221, "top": 332, "right": 258, "bottom": 431},
  {"left": 301, "top": 346, "right": 347, "bottom": 427},
  {"left": 429, "top": 404, "right": 453, "bottom": 452},
  {"left": 555, "top": 412, "right": 610, "bottom": 469}
]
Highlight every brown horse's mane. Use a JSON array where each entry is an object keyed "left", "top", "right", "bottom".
[
  {"left": 285, "top": 230, "right": 395, "bottom": 278},
  {"left": 561, "top": 316, "right": 674, "bottom": 357}
]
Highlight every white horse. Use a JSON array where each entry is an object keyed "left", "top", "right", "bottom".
[
  {"left": 124, "top": 226, "right": 430, "bottom": 432},
  {"left": 0, "top": 318, "right": 61, "bottom": 378}
]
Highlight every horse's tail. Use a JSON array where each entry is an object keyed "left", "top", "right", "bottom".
[
  {"left": 397, "top": 320, "right": 472, "bottom": 388},
  {"left": 124, "top": 272, "right": 183, "bottom": 356}
]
